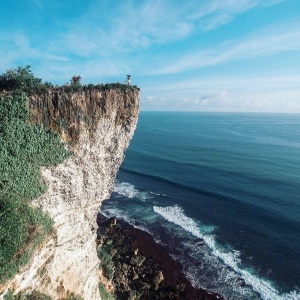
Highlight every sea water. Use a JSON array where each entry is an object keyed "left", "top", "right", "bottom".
[{"left": 101, "top": 112, "right": 300, "bottom": 300}]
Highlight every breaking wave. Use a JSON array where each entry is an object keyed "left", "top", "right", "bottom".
[
  {"left": 153, "top": 205, "right": 300, "bottom": 300},
  {"left": 100, "top": 208, "right": 150, "bottom": 233},
  {"left": 113, "top": 181, "right": 152, "bottom": 201}
]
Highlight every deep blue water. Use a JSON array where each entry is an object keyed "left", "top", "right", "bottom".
[{"left": 101, "top": 112, "right": 300, "bottom": 300}]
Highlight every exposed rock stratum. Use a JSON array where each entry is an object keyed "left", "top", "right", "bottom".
[{"left": 0, "top": 88, "right": 139, "bottom": 299}]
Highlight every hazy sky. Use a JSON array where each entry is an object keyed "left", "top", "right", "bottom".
[{"left": 1, "top": 0, "right": 300, "bottom": 112}]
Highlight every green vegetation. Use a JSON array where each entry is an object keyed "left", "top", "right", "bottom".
[
  {"left": 0, "top": 65, "right": 53, "bottom": 95},
  {"left": 61, "top": 81, "right": 140, "bottom": 93},
  {"left": 3, "top": 290, "right": 84, "bottom": 300},
  {"left": 97, "top": 245, "right": 115, "bottom": 281},
  {"left": 83, "top": 115, "right": 92, "bottom": 126},
  {"left": 0, "top": 65, "right": 139, "bottom": 284},
  {"left": 0, "top": 66, "right": 139, "bottom": 96},
  {"left": 98, "top": 283, "right": 115, "bottom": 300},
  {"left": 63, "top": 294, "right": 84, "bottom": 300},
  {"left": 0, "top": 68, "right": 70, "bottom": 282},
  {"left": 55, "top": 117, "right": 69, "bottom": 129},
  {"left": 4, "top": 290, "right": 52, "bottom": 300}
]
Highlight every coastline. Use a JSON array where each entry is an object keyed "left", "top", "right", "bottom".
[{"left": 97, "top": 212, "right": 222, "bottom": 300}]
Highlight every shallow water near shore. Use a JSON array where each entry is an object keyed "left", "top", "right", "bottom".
[{"left": 101, "top": 112, "right": 300, "bottom": 300}]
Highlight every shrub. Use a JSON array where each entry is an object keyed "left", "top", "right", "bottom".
[
  {"left": 0, "top": 66, "right": 140, "bottom": 96},
  {"left": 4, "top": 290, "right": 52, "bottom": 300},
  {"left": 71, "top": 75, "right": 81, "bottom": 84},
  {"left": 0, "top": 66, "right": 48, "bottom": 95},
  {"left": 97, "top": 245, "right": 114, "bottom": 281},
  {"left": 0, "top": 90, "right": 70, "bottom": 282},
  {"left": 3, "top": 290, "right": 83, "bottom": 300},
  {"left": 83, "top": 115, "right": 92, "bottom": 126},
  {"left": 98, "top": 283, "right": 115, "bottom": 300},
  {"left": 63, "top": 294, "right": 84, "bottom": 300}
]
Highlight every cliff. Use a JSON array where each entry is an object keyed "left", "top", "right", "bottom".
[{"left": 0, "top": 86, "right": 139, "bottom": 299}]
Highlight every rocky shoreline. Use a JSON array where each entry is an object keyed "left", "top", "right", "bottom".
[{"left": 97, "top": 213, "right": 222, "bottom": 300}]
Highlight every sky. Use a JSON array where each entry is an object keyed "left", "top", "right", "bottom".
[{"left": 1, "top": 0, "right": 300, "bottom": 112}]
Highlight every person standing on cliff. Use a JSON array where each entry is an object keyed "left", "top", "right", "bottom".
[{"left": 125, "top": 75, "right": 131, "bottom": 85}]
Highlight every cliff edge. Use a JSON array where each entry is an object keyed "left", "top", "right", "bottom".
[{"left": 0, "top": 68, "right": 139, "bottom": 299}]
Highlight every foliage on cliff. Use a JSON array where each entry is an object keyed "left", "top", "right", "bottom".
[
  {"left": 0, "top": 65, "right": 139, "bottom": 287},
  {"left": 0, "top": 65, "right": 139, "bottom": 96},
  {"left": 4, "top": 290, "right": 52, "bottom": 300},
  {"left": 4, "top": 289, "right": 84, "bottom": 300},
  {"left": 0, "top": 68, "right": 70, "bottom": 282},
  {"left": 0, "top": 65, "right": 52, "bottom": 96}
]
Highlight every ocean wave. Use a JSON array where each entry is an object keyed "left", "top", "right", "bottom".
[
  {"left": 150, "top": 191, "right": 167, "bottom": 197},
  {"left": 100, "top": 208, "right": 150, "bottom": 233},
  {"left": 113, "top": 180, "right": 168, "bottom": 202},
  {"left": 100, "top": 208, "right": 128, "bottom": 221},
  {"left": 153, "top": 205, "right": 300, "bottom": 300},
  {"left": 114, "top": 181, "right": 152, "bottom": 201},
  {"left": 120, "top": 168, "right": 261, "bottom": 207}
]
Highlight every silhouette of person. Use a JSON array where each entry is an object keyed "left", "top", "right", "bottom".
[{"left": 126, "top": 75, "right": 131, "bottom": 85}]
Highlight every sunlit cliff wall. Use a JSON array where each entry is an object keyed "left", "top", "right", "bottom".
[{"left": 0, "top": 88, "right": 139, "bottom": 299}]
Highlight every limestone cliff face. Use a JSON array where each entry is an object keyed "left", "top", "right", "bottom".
[{"left": 0, "top": 88, "right": 139, "bottom": 299}]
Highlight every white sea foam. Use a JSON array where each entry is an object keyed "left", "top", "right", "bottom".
[
  {"left": 114, "top": 181, "right": 151, "bottom": 201},
  {"left": 153, "top": 205, "right": 300, "bottom": 300},
  {"left": 100, "top": 208, "right": 151, "bottom": 233},
  {"left": 100, "top": 208, "right": 127, "bottom": 220},
  {"left": 150, "top": 191, "right": 167, "bottom": 197}
]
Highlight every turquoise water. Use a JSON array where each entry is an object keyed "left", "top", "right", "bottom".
[{"left": 101, "top": 112, "right": 300, "bottom": 300}]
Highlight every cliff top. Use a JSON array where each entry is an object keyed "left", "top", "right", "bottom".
[
  {"left": 0, "top": 66, "right": 139, "bottom": 96},
  {"left": 0, "top": 65, "right": 139, "bottom": 96},
  {"left": 0, "top": 66, "right": 140, "bottom": 143}
]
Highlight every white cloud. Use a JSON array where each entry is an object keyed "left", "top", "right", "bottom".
[
  {"left": 148, "top": 72, "right": 300, "bottom": 94},
  {"left": 141, "top": 72, "right": 300, "bottom": 112},
  {"left": 199, "top": 13, "right": 234, "bottom": 31},
  {"left": 54, "top": 0, "right": 284, "bottom": 58},
  {"left": 0, "top": 33, "right": 41, "bottom": 70},
  {"left": 192, "top": 0, "right": 285, "bottom": 30},
  {"left": 45, "top": 55, "right": 70, "bottom": 62},
  {"left": 0, "top": 0, "right": 289, "bottom": 87},
  {"left": 146, "top": 96, "right": 156, "bottom": 100},
  {"left": 57, "top": 0, "right": 194, "bottom": 57},
  {"left": 154, "top": 21, "right": 300, "bottom": 75},
  {"left": 199, "top": 92, "right": 231, "bottom": 105}
]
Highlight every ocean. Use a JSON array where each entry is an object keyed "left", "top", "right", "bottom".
[{"left": 101, "top": 112, "right": 300, "bottom": 300}]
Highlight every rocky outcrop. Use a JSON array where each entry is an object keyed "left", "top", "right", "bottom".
[
  {"left": 0, "top": 88, "right": 139, "bottom": 299},
  {"left": 97, "top": 213, "right": 222, "bottom": 300}
]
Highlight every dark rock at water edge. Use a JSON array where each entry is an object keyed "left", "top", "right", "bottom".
[{"left": 97, "top": 213, "right": 222, "bottom": 300}]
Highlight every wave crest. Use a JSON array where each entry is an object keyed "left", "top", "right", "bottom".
[
  {"left": 114, "top": 181, "right": 151, "bottom": 201},
  {"left": 153, "top": 205, "right": 300, "bottom": 300}
]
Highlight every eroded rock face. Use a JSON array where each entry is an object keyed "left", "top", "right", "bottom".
[{"left": 0, "top": 88, "right": 139, "bottom": 299}]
